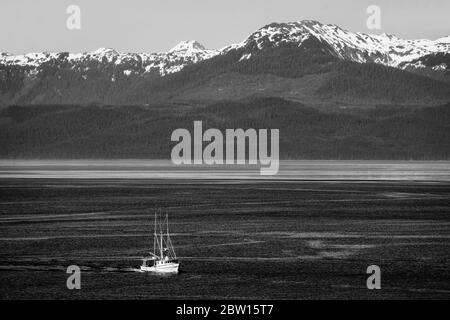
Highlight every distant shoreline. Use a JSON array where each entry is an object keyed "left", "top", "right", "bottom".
[{"left": 1, "top": 160, "right": 449, "bottom": 181}]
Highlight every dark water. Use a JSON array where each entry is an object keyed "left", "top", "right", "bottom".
[{"left": 1, "top": 173, "right": 450, "bottom": 299}]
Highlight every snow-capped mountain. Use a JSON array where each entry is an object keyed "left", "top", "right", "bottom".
[
  {"left": 1, "top": 20, "right": 449, "bottom": 107},
  {"left": 230, "top": 20, "right": 450, "bottom": 73},
  {"left": 0, "top": 40, "right": 217, "bottom": 77},
  {"left": 1, "top": 20, "right": 448, "bottom": 78},
  {"left": 1, "top": 20, "right": 449, "bottom": 78}
]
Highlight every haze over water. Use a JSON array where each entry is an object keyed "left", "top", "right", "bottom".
[{"left": 1, "top": 160, "right": 450, "bottom": 181}]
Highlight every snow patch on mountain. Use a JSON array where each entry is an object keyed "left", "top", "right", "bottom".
[
  {"left": 170, "top": 40, "right": 206, "bottom": 53},
  {"left": 1, "top": 20, "right": 449, "bottom": 78},
  {"left": 0, "top": 41, "right": 216, "bottom": 76},
  {"left": 233, "top": 20, "right": 450, "bottom": 71}
]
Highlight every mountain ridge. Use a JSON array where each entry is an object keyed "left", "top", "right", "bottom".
[
  {"left": 1, "top": 20, "right": 449, "bottom": 107},
  {"left": 1, "top": 20, "right": 449, "bottom": 76}
]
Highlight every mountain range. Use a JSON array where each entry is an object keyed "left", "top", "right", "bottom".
[
  {"left": 1, "top": 20, "right": 449, "bottom": 107},
  {"left": 1, "top": 20, "right": 449, "bottom": 160}
]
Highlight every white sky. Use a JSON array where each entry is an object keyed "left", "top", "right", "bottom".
[{"left": 0, "top": 0, "right": 449, "bottom": 54}]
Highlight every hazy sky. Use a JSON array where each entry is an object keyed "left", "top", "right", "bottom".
[{"left": 1, "top": 0, "right": 449, "bottom": 54}]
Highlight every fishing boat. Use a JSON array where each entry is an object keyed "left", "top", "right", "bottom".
[{"left": 140, "top": 210, "right": 180, "bottom": 273}]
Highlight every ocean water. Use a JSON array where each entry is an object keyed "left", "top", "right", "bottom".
[{"left": 0, "top": 160, "right": 449, "bottom": 299}]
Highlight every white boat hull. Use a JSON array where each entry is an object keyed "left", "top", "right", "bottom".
[{"left": 140, "top": 262, "right": 179, "bottom": 273}]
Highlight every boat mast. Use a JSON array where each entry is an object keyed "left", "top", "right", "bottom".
[
  {"left": 160, "top": 210, "right": 163, "bottom": 260},
  {"left": 153, "top": 211, "right": 157, "bottom": 258},
  {"left": 166, "top": 210, "right": 176, "bottom": 258},
  {"left": 166, "top": 212, "right": 169, "bottom": 238},
  {"left": 166, "top": 212, "right": 170, "bottom": 258}
]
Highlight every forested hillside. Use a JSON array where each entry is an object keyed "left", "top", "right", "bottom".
[
  {"left": 125, "top": 44, "right": 449, "bottom": 105},
  {"left": 316, "top": 61, "right": 450, "bottom": 103},
  {"left": 1, "top": 98, "right": 449, "bottom": 159}
]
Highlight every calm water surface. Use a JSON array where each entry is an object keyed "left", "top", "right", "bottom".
[{"left": 0, "top": 160, "right": 449, "bottom": 299}]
